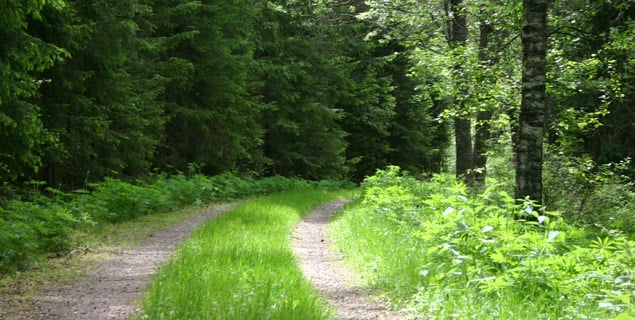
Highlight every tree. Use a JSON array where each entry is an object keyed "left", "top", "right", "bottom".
[
  {"left": 387, "top": 47, "right": 449, "bottom": 177},
  {"left": 358, "top": 0, "right": 522, "bottom": 183},
  {"left": 0, "top": 1, "right": 67, "bottom": 182},
  {"left": 547, "top": 0, "right": 635, "bottom": 177},
  {"left": 253, "top": 1, "right": 350, "bottom": 179},
  {"left": 152, "top": 0, "right": 264, "bottom": 175},
  {"left": 515, "top": 0, "right": 549, "bottom": 204},
  {"left": 30, "top": 0, "right": 166, "bottom": 187},
  {"left": 448, "top": 0, "right": 474, "bottom": 183}
]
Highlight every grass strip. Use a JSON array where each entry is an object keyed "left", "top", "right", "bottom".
[{"left": 139, "top": 189, "right": 353, "bottom": 320}]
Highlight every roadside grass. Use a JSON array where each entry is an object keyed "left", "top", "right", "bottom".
[
  {"left": 139, "top": 189, "right": 353, "bottom": 320},
  {"left": 330, "top": 167, "right": 635, "bottom": 320},
  {"left": 0, "top": 205, "right": 224, "bottom": 316},
  {"left": 1, "top": 173, "right": 355, "bottom": 274}
]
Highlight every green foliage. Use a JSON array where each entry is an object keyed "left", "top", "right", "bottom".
[
  {"left": 78, "top": 178, "right": 170, "bottom": 223},
  {"left": 0, "top": 172, "right": 353, "bottom": 273},
  {"left": 544, "top": 148, "right": 635, "bottom": 234},
  {"left": 332, "top": 166, "right": 635, "bottom": 319},
  {"left": 75, "top": 173, "right": 347, "bottom": 224},
  {"left": 0, "top": 198, "right": 77, "bottom": 273},
  {"left": 548, "top": 1, "right": 635, "bottom": 175},
  {"left": 29, "top": 0, "right": 167, "bottom": 186},
  {"left": 153, "top": 0, "right": 263, "bottom": 175},
  {"left": 0, "top": 0, "right": 68, "bottom": 182},
  {"left": 140, "top": 189, "right": 348, "bottom": 319},
  {"left": 254, "top": 0, "right": 351, "bottom": 179}
]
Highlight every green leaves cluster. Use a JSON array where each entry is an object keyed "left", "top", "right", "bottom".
[
  {"left": 334, "top": 166, "right": 635, "bottom": 319},
  {"left": 548, "top": 1, "right": 635, "bottom": 169},
  {"left": 544, "top": 148, "right": 635, "bottom": 234}
]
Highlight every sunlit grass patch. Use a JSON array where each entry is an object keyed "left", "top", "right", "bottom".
[
  {"left": 140, "top": 189, "right": 352, "bottom": 320},
  {"left": 330, "top": 167, "right": 635, "bottom": 319}
]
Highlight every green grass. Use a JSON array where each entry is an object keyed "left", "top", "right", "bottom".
[
  {"left": 139, "top": 189, "right": 353, "bottom": 320},
  {"left": 0, "top": 205, "right": 227, "bottom": 318},
  {"left": 329, "top": 167, "right": 635, "bottom": 320}
]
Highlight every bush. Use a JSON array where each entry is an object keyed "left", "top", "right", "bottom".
[
  {"left": 333, "top": 166, "right": 635, "bottom": 319},
  {"left": 0, "top": 201, "right": 77, "bottom": 273}
]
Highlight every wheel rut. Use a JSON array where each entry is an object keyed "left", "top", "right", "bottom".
[
  {"left": 292, "top": 200, "right": 409, "bottom": 320},
  {"left": 3, "top": 200, "right": 409, "bottom": 320},
  {"left": 0, "top": 203, "right": 236, "bottom": 320}
]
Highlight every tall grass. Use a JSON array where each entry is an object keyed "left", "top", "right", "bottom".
[
  {"left": 330, "top": 166, "right": 635, "bottom": 319},
  {"left": 140, "top": 189, "right": 353, "bottom": 320}
]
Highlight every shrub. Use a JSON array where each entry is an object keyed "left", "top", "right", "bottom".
[
  {"left": 333, "top": 166, "right": 635, "bottom": 319},
  {"left": 0, "top": 201, "right": 76, "bottom": 273}
]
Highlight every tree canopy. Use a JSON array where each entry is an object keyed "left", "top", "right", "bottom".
[{"left": 1, "top": 0, "right": 633, "bottom": 200}]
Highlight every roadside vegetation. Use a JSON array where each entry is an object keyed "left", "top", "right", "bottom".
[
  {"left": 139, "top": 189, "right": 353, "bottom": 320},
  {"left": 331, "top": 166, "right": 635, "bottom": 319},
  {"left": 0, "top": 173, "right": 353, "bottom": 274}
]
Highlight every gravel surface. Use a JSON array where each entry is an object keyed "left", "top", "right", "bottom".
[
  {"left": 0, "top": 203, "right": 236, "bottom": 320},
  {"left": 3, "top": 199, "right": 412, "bottom": 320},
  {"left": 292, "top": 200, "right": 411, "bottom": 320}
]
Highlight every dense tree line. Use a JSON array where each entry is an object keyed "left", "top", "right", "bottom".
[
  {"left": 2, "top": 0, "right": 634, "bottom": 205},
  {"left": 0, "top": 0, "right": 446, "bottom": 190}
]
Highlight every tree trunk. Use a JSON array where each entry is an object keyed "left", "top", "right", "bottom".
[
  {"left": 473, "top": 21, "right": 495, "bottom": 185},
  {"left": 515, "top": 0, "right": 549, "bottom": 204},
  {"left": 449, "top": 0, "right": 473, "bottom": 182},
  {"left": 455, "top": 118, "right": 473, "bottom": 180},
  {"left": 473, "top": 109, "right": 491, "bottom": 183}
]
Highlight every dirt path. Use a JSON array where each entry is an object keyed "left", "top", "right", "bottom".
[
  {"left": 3, "top": 200, "right": 409, "bottom": 320},
  {"left": 292, "top": 200, "right": 410, "bottom": 320},
  {"left": 1, "top": 203, "right": 236, "bottom": 320}
]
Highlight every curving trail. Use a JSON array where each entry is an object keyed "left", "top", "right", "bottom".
[
  {"left": 292, "top": 200, "right": 410, "bottom": 320},
  {"left": 1, "top": 203, "right": 236, "bottom": 320},
  {"left": 3, "top": 199, "right": 410, "bottom": 320}
]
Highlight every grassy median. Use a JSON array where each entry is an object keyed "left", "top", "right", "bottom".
[{"left": 139, "top": 189, "right": 353, "bottom": 320}]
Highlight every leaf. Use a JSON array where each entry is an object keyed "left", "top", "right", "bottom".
[
  {"left": 443, "top": 206, "right": 455, "bottom": 216},
  {"left": 456, "top": 221, "right": 469, "bottom": 230},
  {"left": 618, "top": 294, "right": 631, "bottom": 304},
  {"left": 614, "top": 313, "right": 635, "bottom": 320},
  {"left": 547, "top": 231, "right": 560, "bottom": 241},
  {"left": 482, "top": 225, "right": 494, "bottom": 233},
  {"left": 615, "top": 275, "right": 632, "bottom": 285},
  {"left": 490, "top": 251, "right": 507, "bottom": 263}
]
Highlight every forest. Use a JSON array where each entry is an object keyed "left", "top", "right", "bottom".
[
  {"left": 1, "top": 0, "right": 635, "bottom": 318},
  {"left": 2, "top": 0, "right": 634, "bottom": 189}
]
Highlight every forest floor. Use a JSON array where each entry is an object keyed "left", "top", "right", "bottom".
[{"left": 1, "top": 199, "right": 407, "bottom": 320}]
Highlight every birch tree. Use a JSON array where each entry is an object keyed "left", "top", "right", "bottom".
[{"left": 515, "top": 0, "right": 549, "bottom": 204}]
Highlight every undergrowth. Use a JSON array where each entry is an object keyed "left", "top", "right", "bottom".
[
  {"left": 139, "top": 189, "right": 351, "bottom": 320},
  {"left": 331, "top": 166, "right": 634, "bottom": 319},
  {"left": 0, "top": 173, "right": 354, "bottom": 273}
]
